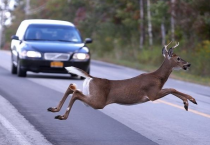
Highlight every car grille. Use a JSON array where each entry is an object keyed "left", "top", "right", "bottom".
[{"left": 44, "top": 53, "right": 71, "bottom": 61}]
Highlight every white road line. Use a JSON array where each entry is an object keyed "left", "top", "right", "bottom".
[
  {"left": 0, "top": 95, "right": 52, "bottom": 145},
  {"left": 0, "top": 114, "right": 32, "bottom": 145}
]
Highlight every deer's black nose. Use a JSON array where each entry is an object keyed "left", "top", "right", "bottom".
[{"left": 187, "top": 64, "right": 191, "bottom": 67}]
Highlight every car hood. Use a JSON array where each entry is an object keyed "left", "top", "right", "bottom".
[{"left": 24, "top": 41, "right": 84, "bottom": 53}]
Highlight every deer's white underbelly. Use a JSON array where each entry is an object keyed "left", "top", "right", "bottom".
[{"left": 82, "top": 77, "right": 92, "bottom": 96}]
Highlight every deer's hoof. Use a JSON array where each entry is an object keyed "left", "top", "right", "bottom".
[
  {"left": 190, "top": 99, "right": 197, "bottom": 105},
  {"left": 47, "top": 107, "right": 58, "bottom": 112},
  {"left": 55, "top": 115, "right": 66, "bottom": 120},
  {"left": 183, "top": 101, "right": 188, "bottom": 111},
  {"left": 184, "top": 105, "right": 188, "bottom": 111}
]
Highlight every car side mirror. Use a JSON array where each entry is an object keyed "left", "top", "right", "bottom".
[
  {"left": 11, "top": 35, "right": 19, "bottom": 40},
  {"left": 84, "top": 38, "right": 92, "bottom": 44}
]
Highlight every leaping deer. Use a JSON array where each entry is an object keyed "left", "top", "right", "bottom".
[{"left": 48, "top": 41, "right": 197, "bottom": 120}]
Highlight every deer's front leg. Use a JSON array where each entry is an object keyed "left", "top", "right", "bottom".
[
  {"left": 172, "top": 90, "right": 197, "bottom": 105},
  {"left": 47, "top": 84, "right": 76, "bottom": 112},
  {"left": 153, "top": 88, "right": 197, "bottom": 111}
]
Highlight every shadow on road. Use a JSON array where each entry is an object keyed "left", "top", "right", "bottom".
[{"left": 25, "top": 73, "right": 81, "bottom": 80}]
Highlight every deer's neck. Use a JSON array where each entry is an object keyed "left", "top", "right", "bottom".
[{"left": 153, "top": 58, "right": 173, "bottom": 82}]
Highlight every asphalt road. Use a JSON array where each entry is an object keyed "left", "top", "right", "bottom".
[{"left": 0, "top": 50, "right": 210, "bottom": 145}]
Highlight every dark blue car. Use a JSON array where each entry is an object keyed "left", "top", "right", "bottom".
[{"left": 11, "top": 19, "right": 92, "bottom": 77}]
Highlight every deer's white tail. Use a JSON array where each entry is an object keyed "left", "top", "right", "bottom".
[{"left": 65, "top": 66, "right": 91, "bottom": 78}]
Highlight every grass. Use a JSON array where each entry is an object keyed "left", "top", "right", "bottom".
[{"left": 93, "top": 55, "right": 210, "bottom": 87}]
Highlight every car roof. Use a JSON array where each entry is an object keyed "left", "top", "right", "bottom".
[{"left": 21, "top": 19, "right": 75, "bottom": 27}]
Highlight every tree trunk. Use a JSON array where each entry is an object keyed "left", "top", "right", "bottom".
[
  {"left": 171, "top": 0, "right": 175, "bottom": 41},
  {"left": 0, "top": 5, "right": 5, "bottom": 49},
  {"left": 139, "top": 0, "right": 144, "bottom": 49},
  {"left": 147, "top": 0, "right": 153, "bottom": 46},
  {"left": 161, "top": 18, "right": 166, "bottom": 46},
  {"left": 25, "top": 0, "right": 30, "bottom": 18}
]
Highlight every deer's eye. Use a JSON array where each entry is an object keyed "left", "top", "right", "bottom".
[{"left": 177, "top": 57, "right": 180, "bottom": 61}]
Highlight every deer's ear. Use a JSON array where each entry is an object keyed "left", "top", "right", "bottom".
[
  {"left": 162, "top": 47, "right": 168, "bottom": 58},
  {"left": 168, "top": 47, "right": 173, "bottom": 57}
]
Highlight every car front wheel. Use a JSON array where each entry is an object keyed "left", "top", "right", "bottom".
[
  {"left": 11, "top": 58, "right": 17, "bottom": 74},
  {"left": 17, "top": 60, "right": 27, "bottom": 77}
]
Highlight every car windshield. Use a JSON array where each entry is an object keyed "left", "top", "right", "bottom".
[{"left": 24, "top": 24, "right": 82, "bottom": 43}]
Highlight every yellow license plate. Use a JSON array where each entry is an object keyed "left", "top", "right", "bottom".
[{"left": 50, "top": 61, "right": 63, "bottom": 68}]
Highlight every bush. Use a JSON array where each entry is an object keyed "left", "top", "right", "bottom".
[{"left": 192, "top": 40, "right": 210, "bottom": 76}]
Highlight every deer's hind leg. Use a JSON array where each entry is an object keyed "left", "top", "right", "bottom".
[
  {"left": 55, "top": 90, "right": 106, "bottom": 120},
  {"left": 47, "top": 84, "right": 76, "bottom": 113}
]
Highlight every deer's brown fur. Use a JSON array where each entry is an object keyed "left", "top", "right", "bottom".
[{"left": 48, "top": 42, "right": 197, "bottom": 120}]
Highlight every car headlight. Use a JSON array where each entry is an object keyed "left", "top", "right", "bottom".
[
  {"left": 20, "top": 50, "right": 41, "bottom": 58},
  {"left": 72, "top": 53, "right": 89, "bottom": 60}
]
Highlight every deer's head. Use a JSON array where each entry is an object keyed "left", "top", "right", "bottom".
[{"left": 162, "top": 42, "right": 191, "bottom": 71}]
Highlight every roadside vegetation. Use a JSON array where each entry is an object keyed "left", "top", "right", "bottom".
[{"left": 2, "top": 0, "right": 210, "bottom": 86}]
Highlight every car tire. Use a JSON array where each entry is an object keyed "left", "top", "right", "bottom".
[
  {"left": 17, "top": 60, "right": 27, "bottom": 77},
  {"left": 11, "top": 59, "right": 17, "bottom": 74}
]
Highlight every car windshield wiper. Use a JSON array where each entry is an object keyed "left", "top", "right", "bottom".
[
  {"left": 25, "top": 39, "right": 53, "bottom": 41},
  {"left": 25, "top": 39, "right": 80, "bottom": 43},
  {"left": 56, "top": 39, "right": 78, "bottom": 43}
]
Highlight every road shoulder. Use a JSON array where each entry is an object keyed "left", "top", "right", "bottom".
[{"left": 0, "top": 95, "right": 52, "bottom": 145}]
